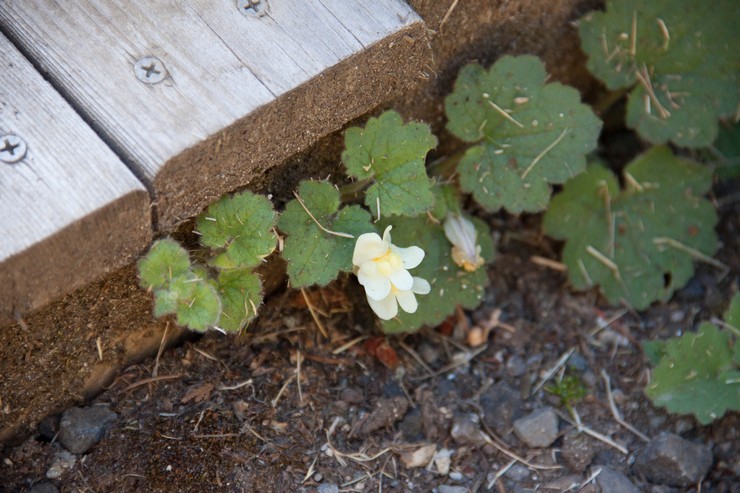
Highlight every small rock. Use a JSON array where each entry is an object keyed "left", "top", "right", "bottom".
[
  {"left": 567, "top": 352, "right": 589, "bottom": 373},
  {"left": 480, "top": 382, "right": 523, "bottom": 438},
  {"left": 438, "top": 486, "right": 467, "bottom": 493},
  {"left": 353, "top": 396, "right": 409, "bottom": 437},
  {"left": 673, "top": 418, "right": 694, "bottom": 435},
  {"left": 432, "top": 448, "right": 453, "bottom": 475},
  {"left": 46, "top": 449, "right": 76, "bottom": 479},
  {"left": 562, "top": 429, "right": 600, "bottom": 473},
  {"left": 505, "top": 463, "right": 530, "bottom": 481},
  {"left": 399, "top": 408, "right": 424, "bottom": 441},
  {"left": 450, "top": 414, "right": 486, "bottom": 446},
  {"left": 513, "top": 407, "right": 559, "bottom": 448},
  {"left": 505, "top": 354, "right": 527, "bottom": 377},
  {"left": 58, "top": 406, "right": 117, "bottom": 454},
  {"left": 634, "top": 432, "right": 713, "bottom": 487},
  {"left": 594, "top": 465, "right": 640, "bottom": 493},
  {"left": 400, "top": 444, "right": 436, "bottom": 468},
  {"left": 317, "top": 483, "right": 339, "bottom": 493},
  {"left": 26, "top": 483, "right": 59, "bottom": 493}
]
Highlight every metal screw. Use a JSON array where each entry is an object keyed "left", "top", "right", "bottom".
[
  {"left": 0, "top": 134, "right": 27, "bottom": 164},
  {"left": 237, "top": 0, "right": 269, "bottom": 18},
  {"left": 134, "top": 56, "right": 168, "bottom": 84}
]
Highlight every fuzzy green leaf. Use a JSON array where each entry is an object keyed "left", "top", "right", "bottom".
[
  {"left": 137, "top": 239, "right": 191, "bottom": 290},
  {"left": 153, "top": 288, "right": 179, "bottom": 317},
  {"left": 446, "top": 55, "right": 602, "bottom": 213},
  {"left": 645, "top": 322, "right": 739, "bottom": 424},
  {"left": 278, "top": 181, "right": 374, "bottom": 288},
  {"left": 168, "top": 272, "right": 221, "bottom": 332},
  {"left": 196, "top": 191, "right": 276, "bottom": 269},
  {"left": 342, "top": 111, "right": 437, "bottom": 218},
  {"left": 544, "top": 146, "right": 718, "bottom": 310},
  {"left": 579, "top": 0, "right": 740, "bottom": 147},
  {"left": 215, "top": 268, "right": 262, "bottom": 332},
  {"left": 379, "top": 216, "right": 494, "bottom": 334}
]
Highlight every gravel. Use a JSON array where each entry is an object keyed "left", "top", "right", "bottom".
[
  {"left": 512, "top": 406, "right": 559, "bottom": 448},
  {"left": 633, "top": 432, "right": 713, "bottom": 487}
]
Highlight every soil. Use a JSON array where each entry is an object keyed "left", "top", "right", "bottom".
[{"left": 1, "top": 197, "right": 738, "bottom": 492}]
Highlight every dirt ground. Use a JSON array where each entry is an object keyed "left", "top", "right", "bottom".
[{"left": 1, "top": 190, "right": 738, "bottom": 492}]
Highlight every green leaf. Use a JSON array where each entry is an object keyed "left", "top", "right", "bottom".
[
  {"left": 445, "top": 55, "right": 602, "bottom": 213},
  {"left": 137, "top": 239, "right": 191, "bottom": 290},
  {"left": 642, "top": 339, "right": 667, "bottom": 366},
  {"left": 725, "top": 292, "right": 740, "bottom": 331},
  {"left": 196, "top": 191, "right": 276, "bottom": 269},
  {"left": 168, "top": 272, "right": 221, "bottom": 332},
  {"left": 342, "top": 111, "right": 437, "bottom": 218},
  {"left": 712, "top": 122, "right": 740, "bottom": 180},
  {"left": 544, "top": 146, "right": 718, "bottom": 310},
  {"left": 579, "top": 0, "right": 740, "bottom": 147},
  {"left": 215, "top": 268, "right": 262, "bottom": 332},
  {"left": 379, "top": 216, "right": 494, "bottom": 334},
  {"left": 278, "top": 181, "right": 374, "bottom": 288},
  {"left": 153, "top": 288, "right": 179, "bottom": 317},
  {"left": 645, "top": 322, "right": 739, "bottom": 424}
]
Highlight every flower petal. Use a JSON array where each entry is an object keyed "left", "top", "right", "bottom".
[
  {"left": 367, "top": 293, "right": 398, "bottom": 320},
  {"left": 358, "top": 272, "right": 392, "bottom": 300},
  {"left": 389, "top": 268, "right": 414, "bottom": 291},
  {"left": 396, "top": 289, "right": 418, "bottom": 314},
  {"left": 353, "top": 232, "right": 387, "bottom": 265},
  {"left": 381, "top": 225, "right": 393, "bottom": 247},
  {"left": 411, "top": 277, "right": 431, "bottom": 295},
  {"left": 393, "top": 245, "right": 425, "bottom": 270}
]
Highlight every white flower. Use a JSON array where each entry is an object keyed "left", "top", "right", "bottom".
[
  {"left": 443, "top": 213, "right": 485, "bottom": 272},
  {"left": 353, "top": 226, "right": 431, "bottom": 320}
]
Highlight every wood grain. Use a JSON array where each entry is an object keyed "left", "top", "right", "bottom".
[
  {"left": 0, "top": 0, "right": 429, "bottom": 229},
  {"left": 0, "top": 32, "right": 151, "bottom": 324}
]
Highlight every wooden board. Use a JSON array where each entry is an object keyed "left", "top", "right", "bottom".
[
  {"left": 0, "top": 32, "right": 151, "bottom": 324},
  {"left": 0, "top": 0, "right": 429, "bottom": 230}
]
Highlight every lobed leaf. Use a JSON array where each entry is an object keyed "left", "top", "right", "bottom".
[
  {"left": 137, "top": 239, "right": 191, "bottom": 291},
  {"left": 544, "top": 146, "right": 718, "bottom": 310},
  {"left": 215, "top": 268, "right": 262, "bottom": 332},
  {"left": 645, "top": 322, "right": 739, "bottom": 424},
  {"left": 196, "top": 190, "right": 276, "bottom": 269},
  {"left": 446, "top": 55, "right": 602, "bottom": 213},
  {"left": 379, "top": 216, "right": 495, "bottom": 334},
  {"left": 278, "top": 181, "right": 374, "bottom": 288},
  {"left": 579, "top": 0, "right": 740, "bottom": 147},
  {"left": 342, "top": 111, "right": 437, "bottom": 218}
]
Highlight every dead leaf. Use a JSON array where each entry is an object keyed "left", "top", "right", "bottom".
[{"left": 181, "top": 382, "right": 213, "bottom": 404}]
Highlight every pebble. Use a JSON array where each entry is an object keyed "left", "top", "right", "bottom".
[
  {"left": 58, "top": 406, "right": 117, "bottom": 454},
  {"left": 26, "top": 483, "right": 59, "bottom": 493},
  {"left": 562, "top": 429, "right": 599, "bottom": 473},
  {"left": 317, "top": 483, "right": 339, "bottom": 493},
  {"left": 566, "top": 352, "right": 589, "bottom": 373},
  {"left": 438, "top": 486, "right": 467, "bottom": 493},
  {"left": 480, "top": 381, "right": 523, "bottom": 438},
  {"left": 505, "top": 354, "right": 527, "bottom": 377},
  {"left": 450, "top": 414, "right": 486, "bottom": 446},
  {"left": 673, "top": 418, "right": 694, "bottom": 435},
  {"left": 633, "top": 432, "right": 713, "bottom": 487},
  {"left": 513, "top": 407, "right": 559, "bottom": 448},
  {"left": 505, "top": 463, "right": 530, "bottom": 481},
  {"left": 46, "top": 449, "right": 76, "bottom": 479},
  {"left": 594, "top": 465, "right": 640, "bottom": 493}
]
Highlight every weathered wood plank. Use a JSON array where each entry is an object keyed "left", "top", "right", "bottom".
[
  {"left": 0, "top": 0, "right": 429, "bottom": 230},
  {"left": 0, "top": 32, "right": 151, "bottom": 324}
]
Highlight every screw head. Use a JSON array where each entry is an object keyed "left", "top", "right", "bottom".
[
  {"left": 237, "top": 0, "right": 269, "bottom": 18},
  {"left": 0, "top": 134, "right": 27, "bottom": 164},
  {"left": 134, "top": 56, "right": 168, "bottom": 84}
]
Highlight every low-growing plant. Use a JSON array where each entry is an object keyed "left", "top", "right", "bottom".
[{"left": 643, "top": 293, "right": 740, "bottom": 424}]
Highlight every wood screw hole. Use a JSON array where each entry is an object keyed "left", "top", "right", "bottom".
[
  {"left": 134, "top": 56, "right": 168, "bottom": 85},
  {"left": 237, "top": 0, "right": 269, "bottom": 18},
  {"left": 0, "top": 134, "right": 27, "bottom": 164}
]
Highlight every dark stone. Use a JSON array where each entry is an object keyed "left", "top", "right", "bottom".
[
  {"left": 26, "top": 483, "right": 59, "bottom": 493},
  {"left": 57, "top": 406, "right": 117, "bottom": 454},
  {"left": 450, "top": 413, "right": 486, "bottom": 446},
  {"left": 633, "top": 432, "right": 713, "bottom": 487},
  {"left": 399, "top": 408, "right": 424, "bottom": 442},
  {"left": 480, "top": 381, "right": 524, "bottom": 438},
  {"left": 594, "top": 465, "right": 640, "bottom": 493}
]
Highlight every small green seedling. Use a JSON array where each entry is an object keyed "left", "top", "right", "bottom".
[
  {"left": 544, "top": 146, "right": 718, "bottom": 310},
  {"left": 579, "top": 0, "right": 740, "bottom": 147},
  {"left": 546, "top": 375, "right": 588, "bottom": 413},
  {"left": 445, "top": 55, "right": 601, "bottom": 213},
  {"left": 644, "top": 293, "right": 740, "bottom": 424}
]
